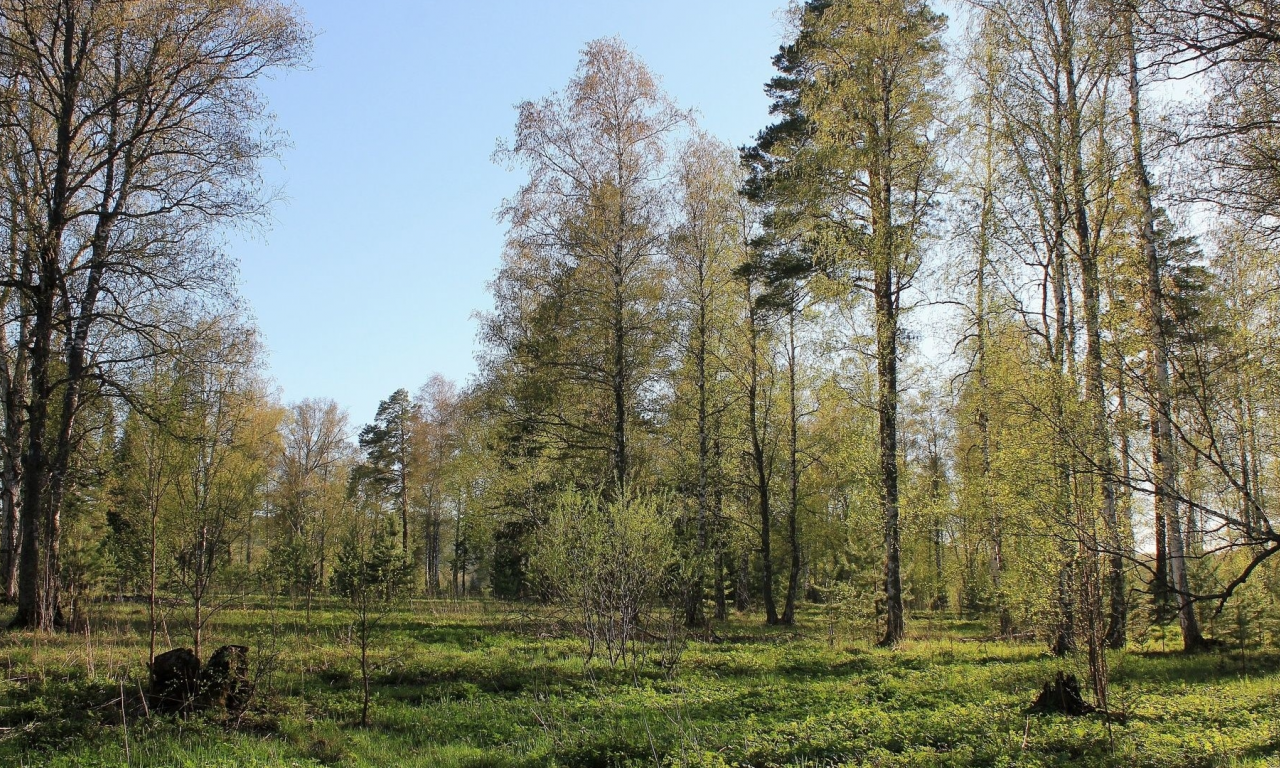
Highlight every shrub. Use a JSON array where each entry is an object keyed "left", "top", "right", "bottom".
[{"left": 530, "top": 490, "right": 676, "bottom": 667}]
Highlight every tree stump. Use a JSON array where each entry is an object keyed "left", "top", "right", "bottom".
[
  {"left": 199, "top": 645, "right": 250, "bottom": 714},
  {"left": 149, "top": 648, "right": 200, "bottom": 714},
  {"left": 1030, "top": 672, "right": 1096, "bottom": 716}
]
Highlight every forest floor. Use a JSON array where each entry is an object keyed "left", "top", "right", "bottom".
[{"left": 0, "top": 600, "right": 1276, "bottom": 767}]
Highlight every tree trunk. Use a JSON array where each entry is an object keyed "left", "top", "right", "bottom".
[
  {"left": 973, "top": 68, "right": 1009, "bottom": 634},
  {"left": 399, "top": 466, "right": 410, "bottom": 560},
  {"left": 871, "top": 74, "right": 904, "bottom": 647},
  {"left": 782, "top": 311, "right": 802, "bottom": 625},
  {"left": 714, "top": 549, "right": 727, "bottom": 621},
  {"left": 429, "top": 510, "right": 441, "bottom": 596},
  {"left": 453, "top": 501, "right": 462, "bottom": 598},
  {"left": 0, "top": 377, "right": 21, "bottom": 603},
  {"left": 1061, "top": 0, "right": 1125, "bottom": 650},
  {"left": 745, "top": 277, "right": 778, "bottom": 625},
  {"left": 685, "top": 271, "right": 711, "bottom": 628},
  {"left": 359, "top": 617, "right": 371, "bottom": 727},
  {"left": 876, "top": 264, "right": 903, "bottom": 646},
  {"left": 13, "top": 8, "right": 107, "bottom": 629},
  {"left": 1050, "top": 190, "right": 1075, "bottom": 657},
  {"left": 0, "top": 468, "right": 18, "bottom": 602},
  {"left": 612, "top": 264, "right": 628, "bottom": 496},
  {"left": 14, "top": 280, "right": 56, "bottom": 631},
  {"left": 713, "top": 437, "right": 727, "bottom": 621},
  {"left": 0, "top": 253, "right": 26, "bottom": 603},
  {"left": 1124, "top": 16, "right": 1203, "bottom": 651},
  {"left": 149, "top": 500, "right": 159, "bottom": 667}
]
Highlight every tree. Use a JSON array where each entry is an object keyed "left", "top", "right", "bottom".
[
  {"left": 746, "top": 0, "right": 949, "bottom": 645},
  {"left": 490, "top": 37, "right": 688, "bottom": 496},
  {"left": 1108, "top": 0, "right": 1280, "bottom": 642},
  {"left": 0, "top": 235, "right": 27, "bottom": 602},
  {"left": 668, "top": 135, "right": 742, "bottom": 627},
  {"left": 271, "top": 398, "right": 354, "bottom": 607},
  {"left": 111, "top": 357, "right": 183, "bottom": 666},
  {"left": 165, "top": 321, "right": 278, "bottom": 661},
  {"left": 749, "top": 248, "right": 820, "bottom": 627},
  {"left": 968, "top": 0, "right": 1136, "bottom": 669},
  {"left": 0, "top": 0, "right": 310, "bottom": 631},
  {"left": 1152, "top": 227, "right": 1280, "bottom": 632},
  {"left": 439, "top": 385, "right": 490, "bottom": 598},
  {"left": 954, "top": 26, "right": 1009, "bottom": 633},
  {"left": 331, "top": 516, "right": 412, "bottom": 727},
  {"left": 357, "top": 389, "right": 418, "bottom": 564},
  {"left": 733, "top": 253, "right": 782, "bottom": 625},
  {"left": 1141, "top": 0, "right": 1280, "bottom": 237},
  {"left": 1122, "top": 10, "right": 1205, "bottom": 650},
  {"left": 414, "top": 375, "right": 462, "bottom": 596},
  {"left": 530, "top": 490, "right": 675, "bottom": 667}
]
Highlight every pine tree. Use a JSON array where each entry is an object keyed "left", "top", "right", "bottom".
[
  {"left": 357, "top": 390, "right": 418, "bottom": 563},
  {"left": 746, "top": 0, "right": 949, "bottom": 645}
]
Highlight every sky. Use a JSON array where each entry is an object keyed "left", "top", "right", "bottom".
[{"left": 226, "top": 1, "right": 791, "bottom": 427}]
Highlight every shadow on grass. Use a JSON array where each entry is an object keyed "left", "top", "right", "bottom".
[{"left": 1113, "top": 649, "right": 1280, "bottom": 685}]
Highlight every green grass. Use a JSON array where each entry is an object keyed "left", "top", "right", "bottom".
[{"left": 0, "top": 600, "right": 1276, "bottom": 767}]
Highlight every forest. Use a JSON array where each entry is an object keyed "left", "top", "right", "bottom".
[{"left": 0, "top": 0, "right": 1277, "bottom": 765}]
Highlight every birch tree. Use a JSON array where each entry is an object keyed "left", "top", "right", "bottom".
[
  {"left": 668, "top": 135, "right": 741, "bottom": 627},
  {"left": 490, "top": 38, "right": 688, "bottom": 497}
]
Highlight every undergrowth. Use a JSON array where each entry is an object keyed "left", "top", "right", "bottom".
[{"left": 0, "top": 601, "right": 1275, "bottom": 767}]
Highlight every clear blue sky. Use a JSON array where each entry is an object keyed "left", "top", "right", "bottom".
[{"left": 228, "top": 1, "right": 790, "bottom": 426}]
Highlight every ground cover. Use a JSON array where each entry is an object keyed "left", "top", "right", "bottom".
[{"left": 0, "top": 602, "right": 1275, "bottom": 767}]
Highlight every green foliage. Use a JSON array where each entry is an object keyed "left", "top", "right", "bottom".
[
  {"left": 531, "top": 490, "right": 678, "bottom": 666},
  {"left": 262, "top": 538, "right": 320, "bottom": 598},
  {"left": 1, "top": 604, "right": 1278, "bottom": 767},
  {"left": 490, "top": 519, "right": 534, "bottom": 600},
  {"left": 354, "top": 389, "right": 415, "bottom": 514},
  {"left": 331, "top": 521, "right": 413, "bottom": 606}
]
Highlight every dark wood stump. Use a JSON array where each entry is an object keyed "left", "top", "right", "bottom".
[
  {"left": 199, "top": 645, "right": 250, "bottom": 714},
  {"left": 1030, "top": 672, "right": 1096, "bottom": 716},
  {"left": 149, "top": 648, "right": 200, "bottom": 714}
]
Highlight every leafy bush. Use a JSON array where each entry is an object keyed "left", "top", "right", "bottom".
[{"left": 530, "top": 490, "right": 676, "bottom": 667}]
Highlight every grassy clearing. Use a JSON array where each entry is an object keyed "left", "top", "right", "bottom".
[{"left": 0, "top": 601, "right": 1275, "bottom": 767}]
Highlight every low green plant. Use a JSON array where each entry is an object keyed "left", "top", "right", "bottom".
[
  {"left": 330, "top": 517, "right": 413, "bottom": 727},
  {"left": 0, "top": 603, "right": 1276, "bottom": 767}
]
